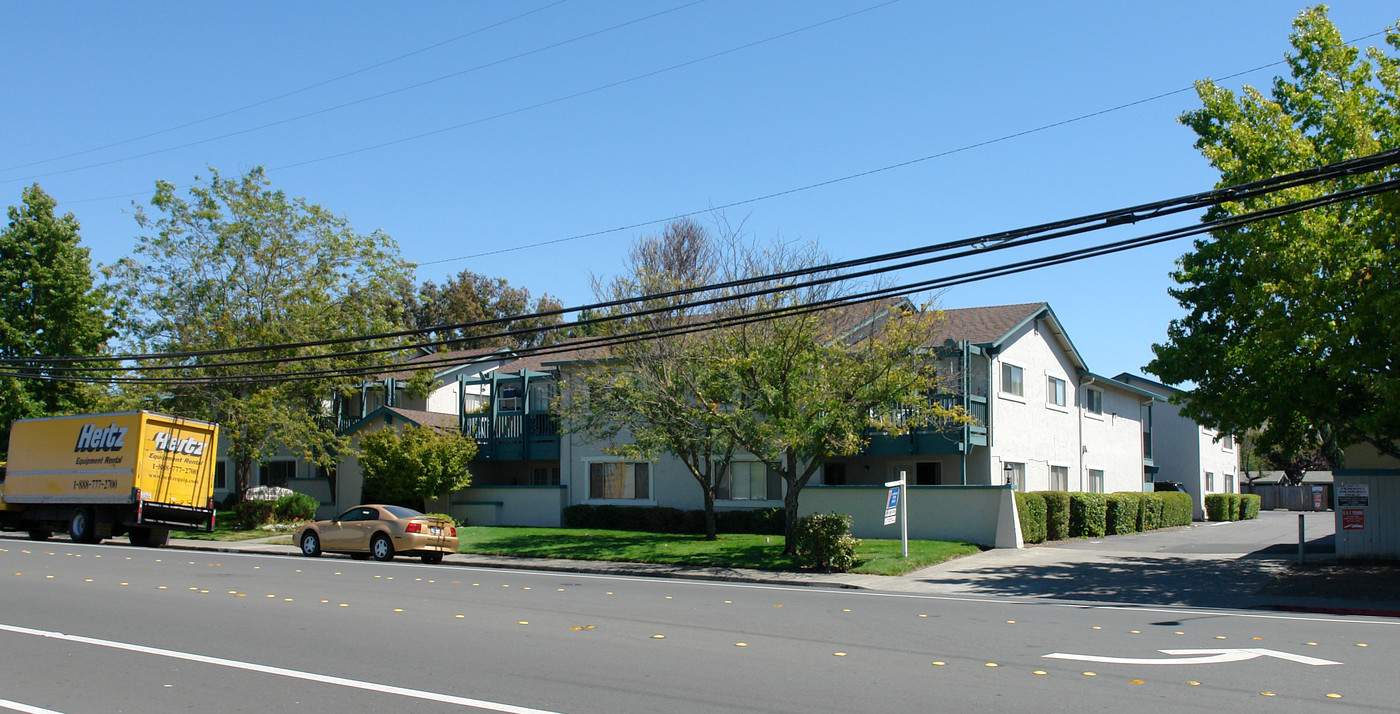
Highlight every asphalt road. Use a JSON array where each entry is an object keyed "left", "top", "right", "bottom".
[{"left": 2, "top": 535, "right": 1397, "bottom": 713}]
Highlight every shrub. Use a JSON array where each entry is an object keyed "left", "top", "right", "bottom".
[
  {"left": 1157, "top": 492, "right": 1193, "bottom": 526},
  {"left": 233, "top": 499, "right": 277, "bottom": 529},
  {"left": 1015, "top": 492, "right": 1047, "bottom": 544},
  {"left": 1228, "top": 493, "right": 1242, "bottom": 521},
  {"left": 561, "top": 505, "right": 784, "bottom": 535},
  {"left": 792, "top": 512, "right": 860, "bottom": 572},
  {"left": 1139, "top": 495, "right": 1166, "bottom": 531},
  {"left": 1240, "top": 493, "right": 1261, "bottom": 520},
  {"left": 1204, "top": 494, "right": 1232, "bottom": 521},
  {"left": 1106, "top": 493, "right": 1142, "bottom": 535},
  {"left": 273, "top": 492, "right": 319, "bottom": 522},
  {"left": 1036, "top": 491, "right": 1072, "bottom": 541},
  {"left": 1068, "top": 492, "right": 1108, "bottom": 538}
]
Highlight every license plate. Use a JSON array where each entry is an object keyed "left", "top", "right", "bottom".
[{"left": 429, "top": 526, "right": 442, "bottom": 535}]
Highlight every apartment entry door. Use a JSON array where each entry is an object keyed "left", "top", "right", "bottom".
[{"left": 892, "top": 461, "right": 944, "bottom": 486}]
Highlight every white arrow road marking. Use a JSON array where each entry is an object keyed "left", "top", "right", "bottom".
[{"left": 1043, "top": 648, "right": 1341, "bottom": 666}]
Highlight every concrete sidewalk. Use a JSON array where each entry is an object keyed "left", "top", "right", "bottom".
[{"left": 157, "top": 512, "right": 1400, "bottom": 618}]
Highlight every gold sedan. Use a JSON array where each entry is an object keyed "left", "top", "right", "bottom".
[{"left": 296, "top": 505, "right": 458, "bottom": 564}]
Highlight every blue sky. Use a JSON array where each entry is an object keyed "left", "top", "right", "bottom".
[{"left": 4, "top": 1, "right": 1397, "bottom": 377}]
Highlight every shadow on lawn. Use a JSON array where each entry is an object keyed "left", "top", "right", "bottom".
[{"left": 920, "top": 555, "right": 1290, "bottom": 608}]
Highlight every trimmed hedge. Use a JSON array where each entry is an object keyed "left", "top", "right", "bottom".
[
  {"left": 1015, "top": 492, "right": 1047, "bottom": 544},
  {"left": 1157, "top": 492, "right": 1192, "bottom": 526},
  {"left": 1106, "top": 493, "right": 1141, "bottom": 535},
  {"left": 1068, "top": 493, "right": 1107, "bottom": 538},
  {"left": 1036, "top": 491, "right": 1072, "bottom": 541},
  {"left": 561, "top": 504, "right": 784, "bottom": 535},
  {"left": 274, "top": 492, "right": 319, "bottom": 522},
  {"left": 1204, "top": 494, "right": 1232, "bottom": 521},
  {"left": 1240, "top": 493, "right": 1261, "bottom": 520},
  {"left": 233, "top": 499, "right": 277, "bottom": 529},
  {"left": 793, "top": 512, "right": 860, "bottom": 572}
]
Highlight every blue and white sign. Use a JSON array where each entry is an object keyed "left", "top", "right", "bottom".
[{"left": 884, "top": 486, "right": 900, "bottom": 525}]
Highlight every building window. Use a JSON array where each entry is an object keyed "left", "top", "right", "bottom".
[
  {"left": 824, "top": 462, "right": 847, "bottom": 486},
  {"left": 1050, "top": 465, "right": 1069, "bottom": 491},
  {"left": 1047, "top": 376, "right": 1066, "bottom": 407},
  {"left": 588, "top": 462, "right": 650, "bottom": 501},
  {"left": 1088, "top": 469, "right": 1104, "bottom": 494},
  {"left": 1001, "top": 363, "right": 1024, "bottom": 397},
  {"left": 1220, "top": 434, "right": 1234, "bottom": 450},
  {"left": 1205, "top": 471, "right": 1215, "bottom": 492},
  {"left": 1084, "top": 387, "right": 1103, "bottom": 414},
  {"left": 259, "top": 460, "right": 296, "bottom": 488},
  {"left": 915, "top": 462, "right": 942, "bottom": 486},
  {"left": 1225, "top": 473, "right": 1235, "bottom": 494},
  {"left": 531, "top": 466, "right": 560, "bottom": 486},
  {"left": 719, "top": 461, "right": 781, "bottom": 500},
  {"left": 214, "top": 461, "right": 227, "bottom": 490},
  {"left": 1003, "top": 462, "right": 1024, "bottom": 489}
]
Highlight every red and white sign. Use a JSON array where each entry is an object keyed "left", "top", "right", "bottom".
[{"left": 1342, "top": 508, "right": 1366, "bottom": 531}]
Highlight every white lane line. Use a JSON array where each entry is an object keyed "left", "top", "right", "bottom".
[
  {"left": 0, "top": 623, "right": 561, "bottom": 714},
  {"left": 0, "top": 699, "right": 65, "bottom": 714}
]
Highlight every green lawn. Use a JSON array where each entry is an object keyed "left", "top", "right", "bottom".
[
  {"left": 458, "top": 526, "right": 983, "bottom": 576},
  {"left": 173, "top": 510, "right": 302, "bottom": 542}
]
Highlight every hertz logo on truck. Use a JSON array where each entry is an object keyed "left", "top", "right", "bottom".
[
  {"left": 74, "top": 423, "right": 129, "bottom": 452},
  {"left": 152, "top": 431, "right": 208, "bottom": 456}
]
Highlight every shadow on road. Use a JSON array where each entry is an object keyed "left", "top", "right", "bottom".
[{"left": 918, "top": 555, "right": 1287, "bottom": 607}]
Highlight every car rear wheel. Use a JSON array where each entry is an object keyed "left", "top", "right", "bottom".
[
  {"left": 421, "top": 552, "right": 444, "bottom": 564},
  {"left": 370, "top": 533, "right": 394, "bottom": 561},
  {"left": 300, "top": 531, "right": 322, "bottom": 557}
]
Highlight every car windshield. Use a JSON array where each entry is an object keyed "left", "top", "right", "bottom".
[{"left": 383, "top": 506, "right": 424, "bottom": 519}]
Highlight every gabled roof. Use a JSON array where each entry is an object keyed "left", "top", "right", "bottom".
[
  {"left": 1112, "top": 372, "right": 1181, "bottom": 399},
  {"left": 343, "top": 406, "right": 458, "bottom": 436},
  {"left": 933, "top": 302, "right": 1089, "bottom": 373}
]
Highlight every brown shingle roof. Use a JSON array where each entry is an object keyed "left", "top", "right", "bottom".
[
  {"left": 380, "top": 407, "right": 458, "bottom": 435},
  {"left": 930, "top": 302, "right": 1047, "bottom": 345}
]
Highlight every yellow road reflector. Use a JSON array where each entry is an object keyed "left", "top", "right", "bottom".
[
  {"left": 518, "top": 621, "right": 529, "bottom": 625},
  {"left": 1326, "top": 693, "right": 1342, "bottom": 699},
  {"left": 1357, "top": 643, "right": 1368, "bottom": 647},
  {"left": 1215, "top": 636, "right": 1226, "bottom": 640},
  {"left": 455, "top": 615, "right": 465, "bottom": 619},
  {"left": 1305, "top": 642, "right": 1317, "bottom": 646},
  {"left": 931, "top": 662, "right": 945, "bottom": 666},
  {"left": 1129, "top": 630, "right": 1140, "bottom": 634},
  {"left": 984, "top": 663, "right": 997, "bottom": 668},
  {"left": 1006, "top": 620, "right": 1015, "bottom": 624},
  {"left": 652, "top": 635, "right": 665, "bottom": 639},
  {"left": 833, "top": 652, "right": 846, "bottom": 657},
  {"left": 1260, "top": 692, "right": 1276, "bottom": 697},
  {"left": 1130, "top": 680, "right": 1144, "bottom": 685},
  {"left": 1083, "top": 672, "right": 1096, "bottom": 677},
  {"left": 1186, "top": 681, "right": 1200, "bottom": 686},
  {"left": 735, "top": 643, "right": 748, "bottom": 647},
  {"left": 393, "top": 609, "right": 404, "bottom": 613}
]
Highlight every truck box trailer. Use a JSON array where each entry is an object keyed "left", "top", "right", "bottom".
[{"left": 0, "top": 411, "right": 219, "bottom": 546}]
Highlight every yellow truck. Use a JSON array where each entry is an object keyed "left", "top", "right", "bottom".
[{"left": 0, "top": 411, "right": 219, "bottom": 547}]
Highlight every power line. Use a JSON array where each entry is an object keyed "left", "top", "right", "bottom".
[
  {"left": 8, "top": 161, "right": 1395, "bottom": 386},
  {"left": 14, "top": 146, "right": 1394, "bottom": 372}
]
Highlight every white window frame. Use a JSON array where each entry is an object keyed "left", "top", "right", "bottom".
[
  {"left": 584, "top": 460, "right": 653, "bottom": 503},
  {"left": 1000, "top": 362, "right": 1025, "bottom": 400},
  {"left": 1050, "top": 465, "right": 1069, "bottom": 492},
  {"left": 719, "top": 461, "right": 782, "bottom": 501},
  {"left": 1046, "top": 375, "right": 1067, "bottom": 409},
  {"left": 1084, "top": 386, "right": 1103, "bottom": 416},
  {"left": 1003, "top": 461, "right": 1025, "bottom": 489},
  {"left": 1205, "top": 471, "right": 1215, "bottom": 492},
  {"left": 1088, "top": 469, "right": 1104, "bottom": 494}
]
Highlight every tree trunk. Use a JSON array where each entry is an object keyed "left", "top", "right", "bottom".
[
  {"left": 782, "top": 484, "right": 801, "bottom": 556},
  {"left": 702, "top": 488, "right": 717, "bottom": 540}
]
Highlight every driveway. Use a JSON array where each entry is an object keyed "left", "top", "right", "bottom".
[{"left": 895, "top": 510, "right": 1342, "bottom": 609}]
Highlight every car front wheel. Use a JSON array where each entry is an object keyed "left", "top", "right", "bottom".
[
  {"left": 300, "top": 532, "right": 322, "bottom": 557},
  {"left": 370, "top": 534, "right": 394, "bottom": 561}
]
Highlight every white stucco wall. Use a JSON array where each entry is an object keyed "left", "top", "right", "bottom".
[
  {"left": 798, "top": 485, "right": 1021, "bottom": 548},
  {"left": 984, "top": 320, "right": 1146, "bottom": 495}
]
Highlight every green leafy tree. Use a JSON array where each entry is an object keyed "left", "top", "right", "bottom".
[
  {"left": 107, "top": 167, "right": 415, "bottom": 500},
  {"left": 1148, "top": 7, "right": 1400, "bottom": 462},
  {"left": 563, "top": 219, "right": 739, "bottom": 539},
  {"left": 358, "top": 425, "right": 476, "bottom": 509},
  {"left": 413, "top": 269, "right": 564, "bottom": 350},
  {"left": 0, "top": 185, "right": 116, "bottom": 455}
]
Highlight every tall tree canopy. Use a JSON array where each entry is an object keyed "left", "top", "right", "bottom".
[
  {"left": 1148, "top": 7, "right": 1400, "bottom": 462},
  {"left": 0, "top": 185, "right": 115, "bottom": 455},
  {"left": 358, "top": 424, "right": 476, "bottom": 511},
  {"left": 413, "top": 269, "right": 564, "bottom": 350},
  {"left": 108, "top": 167, "right": 415, "bottom": 498},
  {"left": 564, "top": 219, "right": 738, "bottom": 539}
]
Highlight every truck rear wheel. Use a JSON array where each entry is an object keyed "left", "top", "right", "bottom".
[{"left": 69, "top": 508, "right": 100, "bottom": 544}]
